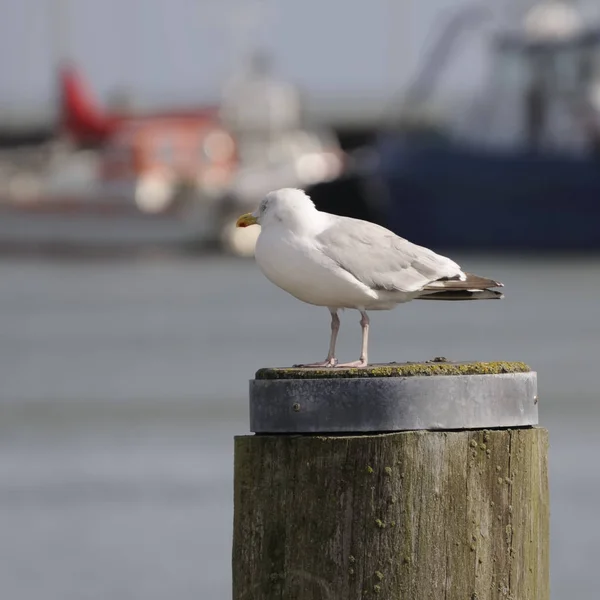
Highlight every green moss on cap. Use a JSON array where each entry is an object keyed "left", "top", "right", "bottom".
[{"left": 255, "top": 361, "right": 530, "bottom": 380}]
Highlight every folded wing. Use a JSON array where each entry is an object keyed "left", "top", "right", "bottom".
[{"left": 316, "top": 216, "right": 466, "bottom": 294}]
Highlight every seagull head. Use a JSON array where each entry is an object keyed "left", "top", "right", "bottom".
[{"left": 236, "top": 188, "right": 318, "bottom": 230}]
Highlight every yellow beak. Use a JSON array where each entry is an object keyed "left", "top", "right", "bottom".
[{"left": 235, "top": 213, "right": 258, "bottom": 228}]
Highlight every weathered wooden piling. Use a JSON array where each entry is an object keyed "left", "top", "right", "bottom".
[{"left": 232, "top": 361, "right": 548, "bottom": 600}]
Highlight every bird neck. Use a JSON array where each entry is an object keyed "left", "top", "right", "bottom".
[{"left": 284, "top": 208, "right": 329, "bottom": 237}]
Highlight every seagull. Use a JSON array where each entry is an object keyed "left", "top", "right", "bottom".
[{"left": 236, "top": 188, "right": 503, "bottom": 368}]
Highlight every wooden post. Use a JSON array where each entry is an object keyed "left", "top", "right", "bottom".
[{"left": 232, "top": 361, "right": 549, "bottom": 600}]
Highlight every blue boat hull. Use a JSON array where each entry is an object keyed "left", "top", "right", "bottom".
[{"left": 376, "top": 139, "right": 600, "bottom": 251}]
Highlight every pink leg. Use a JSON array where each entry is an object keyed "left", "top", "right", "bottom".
[
  {"left": 335, "top": 311, "right": 369, "bottom": 368},
  {"left": 293, "top": 309, "right": 340, "bottom": 368}
]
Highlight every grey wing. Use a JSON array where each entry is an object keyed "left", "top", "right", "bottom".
[{"left": 316, "top": 216, "right": 463, "bottom": 293}]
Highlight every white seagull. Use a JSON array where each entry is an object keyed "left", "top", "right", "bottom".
[{"left": 236, "top": 188, "right": 503, "bottom": 368}]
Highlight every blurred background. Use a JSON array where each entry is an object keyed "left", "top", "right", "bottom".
[{"left": 0, "top": 0, "right": 599, "bottom": 598}]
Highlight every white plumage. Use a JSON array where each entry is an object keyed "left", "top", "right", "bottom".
[{"left": 239, "top": 188, "right": 503, "bottom": 367}]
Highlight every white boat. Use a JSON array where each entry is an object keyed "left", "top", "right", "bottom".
[{"left": 0, "top": 127, "right": 344, "bottom": 256}]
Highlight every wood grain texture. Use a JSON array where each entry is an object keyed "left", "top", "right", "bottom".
[{"left": 233, "top": 428, "right": 548, "bottom": 600}]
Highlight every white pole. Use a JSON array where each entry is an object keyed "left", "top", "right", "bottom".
[
  {"left": 49, "top": 0, "right": 70, "bottom": 67},
  {"left": 388, "top": 0, "right": 413, "bottom": 98}
]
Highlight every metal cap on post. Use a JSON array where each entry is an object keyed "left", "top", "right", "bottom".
[
  {"left": 233, "top": 360, "right": 549, "bottom": 600},
  {"left": 249, "top": 360, "right": 538, "bottom": 433}
]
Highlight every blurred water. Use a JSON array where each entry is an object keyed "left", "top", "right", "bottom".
[{"left": 0, "top": 253, "right": 598, "bottom": 600}]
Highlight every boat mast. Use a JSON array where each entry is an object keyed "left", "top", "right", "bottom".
[
  {"left": 49, "top": 0, "right": 71, "bottom": 132},
  {"left": 50, "top": 0, "right": 70, "bottom": 69}
]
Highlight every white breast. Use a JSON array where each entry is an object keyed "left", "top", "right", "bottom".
[{"left": 254, "top": 226, "right": 378, "bottom": 309}]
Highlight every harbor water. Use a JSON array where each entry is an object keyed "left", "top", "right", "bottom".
[{"left": 0, "top": 252, "right": 597, "bottom": 599}]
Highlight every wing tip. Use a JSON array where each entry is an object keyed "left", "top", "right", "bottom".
[{"left": 465, "top": 272, "right": 504, "bottom": 288}]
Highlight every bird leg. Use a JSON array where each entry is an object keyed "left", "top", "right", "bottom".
[
  {"left": 293, "top": 309, "right": 340, "bottom": 368},
  {"left": 335, "top": 311, "right": 369, "bottom": 368}
]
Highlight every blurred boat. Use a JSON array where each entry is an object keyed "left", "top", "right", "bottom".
[
  {"left": 0, "top": 107, "right": 344, "bottom": 255},
  {"left": 59, "top": 62, "right": 221, "bottom": 148},
  {"left": 0, "top": 117, "right": 234, "bottom": 250},
  {"left": 365, "top": 2, "right": 600, "bottom": 251}
]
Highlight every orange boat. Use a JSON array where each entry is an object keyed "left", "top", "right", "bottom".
[
  {"left": 99, "top": 118, "right": 238, "bottom": 214},
  {"left": 59, "top": 62, "right": 220, "bottom": 148}
]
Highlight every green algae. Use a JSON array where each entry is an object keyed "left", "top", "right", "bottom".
[{"left": 255, "top": 361, "right": 531, "bottom": 380}]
